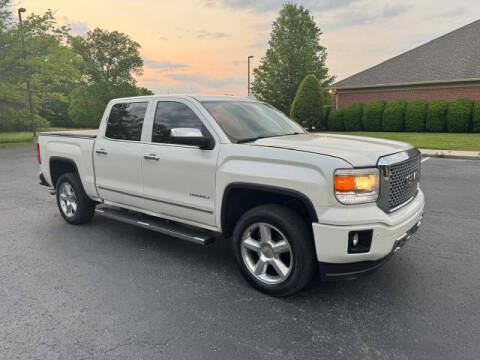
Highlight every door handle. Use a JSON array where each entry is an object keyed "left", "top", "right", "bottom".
[
  {"left": 96, "top": 148, "right": 108, "bottom": 155},
  {"left": 144, "top": 154, "right": 160, "bottom": 161}
]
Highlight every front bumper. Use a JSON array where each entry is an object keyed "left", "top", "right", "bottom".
[
  {"left": 318, "top": 219, "right": 421, "bottom": 280},
  {"left": 312, "top": 190, "right": 424, "bottom": 279}
]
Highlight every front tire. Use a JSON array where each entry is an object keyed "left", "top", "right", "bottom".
[
  {"left": 56, "top": 172, "right": 95, "bottom": 225},
  {"left": 232, "top": 204, "right": 316, "bottom": 297}
]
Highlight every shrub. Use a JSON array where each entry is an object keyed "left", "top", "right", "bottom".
[
  {"left": 473, "top": 101, "right": 480, "bottom": 133},
  {"left": 322, "top": 105, "right": 331, "bottom": 129},
  {"left": 361, "top": 100, "right": 385, "bottom": 131},
  {"left": 290, "top": 74, "right": 324, "bottom": 130},
  {"left": 425, "top": 100, "right": 448, "bottom": 132},
  {"left": 343, "top": 103, "right": 364, "bottom": 131},
  {"left": 404, "top": 100, "right": 428, "bottom": 132},
  {"left": 446, "top": 98, "right": 473, "bottom": 132},
  {"left": 327, "top": 109, "right": 344, "bottom": 130},
  {"left": 382, "top": 100, "right": 407, "bottom": 132}
]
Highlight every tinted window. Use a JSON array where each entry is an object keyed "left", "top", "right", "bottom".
[
  {"left": 105, "top": 102, "right": 148, "bottom": 141},
  {"left": 201, "top": 101, "right": 304, "bottom": 143},
  {"left": 152, "top": 101, "right": 207, "bottom": 143}
]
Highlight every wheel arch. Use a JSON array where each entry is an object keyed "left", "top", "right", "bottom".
[
  {"left": 220, "top": 182, "right": 318, "bottom": 238},
  {"left": 49, "top": 156, "right": 80, "bottom": 188}
]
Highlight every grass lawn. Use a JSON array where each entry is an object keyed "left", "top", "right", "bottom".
[
  {"left": 320, "top": 132, "right": 480, "bottom": 151},
  {"left": 0, "top": 128, "right": 89, "bottom": 148}
]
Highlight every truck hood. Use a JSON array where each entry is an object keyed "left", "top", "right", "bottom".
[{"left": 250, "top": 133, "right": 413, "bottom": 167}]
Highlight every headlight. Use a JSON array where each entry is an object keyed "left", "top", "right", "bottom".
[{"left": 334, "top": 168, "right": 380, "bottom": 204}]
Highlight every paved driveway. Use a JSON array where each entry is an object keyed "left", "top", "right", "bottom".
[{"left": 0, "top": 146, "right": 479, "bottom": 360}]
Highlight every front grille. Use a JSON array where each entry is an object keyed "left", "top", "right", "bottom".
[
  {"left": 377, "top": 149, "right": 421, "bottom": 213},
  {"left": 388, "top": 156, "right": 421, "bottom": 210}
]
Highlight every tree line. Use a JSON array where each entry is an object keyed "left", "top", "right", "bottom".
[
  {"left": 0, "top": 0, "right": 151, "bottom": 132},
  {"left": 1, "top": 1, "right": 334, "bottom": 133}
]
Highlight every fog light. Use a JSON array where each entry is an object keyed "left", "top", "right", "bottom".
[
  {"left": 348, "top": 230, "right": 373, "bottom": 254},
  {"left": 352, "top": 233, "right": 359, "bottom": 247}
]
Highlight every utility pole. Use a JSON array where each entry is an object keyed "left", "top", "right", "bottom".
[
  {"left": 247, "top": 55, "right": 253, "bottom": 96},
  {"left": 18, "top": 8, "right": 36, "bottom": 138}
]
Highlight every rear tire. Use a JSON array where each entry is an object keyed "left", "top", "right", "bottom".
[
  {"left": 56, "top": 172, "right": 95, "bottom": 225},
  {"left": 232, "top": 204, "right": 316, "bottom": 297}
]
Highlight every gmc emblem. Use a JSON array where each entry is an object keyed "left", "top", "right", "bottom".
[{"left": 405, "top": 170, "right": 418, "bottom": 185}]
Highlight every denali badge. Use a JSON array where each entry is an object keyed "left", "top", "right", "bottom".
[{"left": 405, "top": 171, "right": 418, "bottom": 185}]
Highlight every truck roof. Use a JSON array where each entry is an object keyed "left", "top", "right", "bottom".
[{"left": 110, "top": 94, "right": 257, "bottom": 103}]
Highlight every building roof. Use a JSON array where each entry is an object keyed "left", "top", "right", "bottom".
[{"left": 333, "top": 19, "right": 480, "bottom": 90}]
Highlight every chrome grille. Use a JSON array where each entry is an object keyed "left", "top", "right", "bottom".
[
  {"left": 388, "top": 156, "right": 421, "bottom": 210},
  {"left": 377, "top": 149, "right": 421, "bottom": 213}
]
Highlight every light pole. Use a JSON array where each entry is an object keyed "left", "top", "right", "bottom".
[
  {"left": 18, "top": 7, "right": 36, "bottom": 138},
  {"left": 247, "top": 55, "right": 253, "bottom": 96}
]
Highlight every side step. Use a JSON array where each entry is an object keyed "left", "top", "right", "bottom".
[{"left": 95, "top": 206, "right": 216, "bottom": 246}]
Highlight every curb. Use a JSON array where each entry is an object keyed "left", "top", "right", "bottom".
[{"left": 420, "top": 149, "right": 480, "bottom": 160}]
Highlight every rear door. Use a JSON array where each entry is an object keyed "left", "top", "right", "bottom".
[
  {"left": 141, "top": 99, "right": 219, "bottom": 226},
  {"left": 94, "top": 101, "right": 150, "bottom": 208}
]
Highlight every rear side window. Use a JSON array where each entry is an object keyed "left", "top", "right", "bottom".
[
  {"left": 152, "top": 101, "right": 207, "bottom": 143},
  {"left": 105, "top": 102, "right": 148, "bottom": 141}
]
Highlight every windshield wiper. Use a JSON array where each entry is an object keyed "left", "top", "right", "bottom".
[
  {"left": 237, "top": 132, "right": 303, "bottom": 144},
  {"left": 237, "top": 136, "right": 267, "bottom": 144}
]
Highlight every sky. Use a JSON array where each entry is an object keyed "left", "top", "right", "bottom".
[{"left": 15, "top": 0, "right": 480, "bottom": 96}]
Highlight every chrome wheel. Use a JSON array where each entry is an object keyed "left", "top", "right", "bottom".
[
  {"left": 240, "top": 222, "right": 293, "bottom": 285},
  {"left": 59, "top": 182, "right": 77, "bottom": 218}
]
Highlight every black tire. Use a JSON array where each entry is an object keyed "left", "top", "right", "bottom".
[
  {"left": 232, "top": 204, "right": 316, "bottom": 297},
  {"left": 56, "top": 172, "right": 95, "bottom": 225}
]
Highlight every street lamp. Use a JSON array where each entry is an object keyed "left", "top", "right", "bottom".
[
  {"left": 247, "top": 55, "right": 254, "bottom": 96},
  {"left": 18, "top": 7, "right": 36, "bottom": 138}
]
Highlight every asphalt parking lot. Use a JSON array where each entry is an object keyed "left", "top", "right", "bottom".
[{"left": 1, "top": 145, "right": 479, "bottom": 360}]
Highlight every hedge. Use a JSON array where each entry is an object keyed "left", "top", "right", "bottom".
[
  {"left": 382, "top": 100, "right": 407, "bottom": 132},
  {"left": 290, "top": 74, "right": 324, "bottom": 130},
  {"left": 446, "top": 98, "right": 473, "bottom": 133},
  {"left": 473, "top": 101, "right": 480, "bottom": 133},
  {"left": 343, "top": 103, "right": 364, "bottom": 131},
  {"left": 405, "top": 100, "right": 428, "bottom": 132},
  {"left": 426, "top": 100, "right": 448, "bottom": 132},
  {"left": 362, "top": 100, "right": 385, "bottom": 131},
  {"left": 327, "top": 109, "right": 344, "bottom": 130}
]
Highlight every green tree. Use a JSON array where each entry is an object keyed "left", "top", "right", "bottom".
[
  {"left": 290, "top": 74, "right": 324, "bottom": 129},
  {"left": 68, "top": 83, "right": 152, "bottom": 127},
  {"left": 251, "top": 4, "right": 333, "bottom": 115},
  {"left": 0, "top": 3, "right": 80, "bottom": 131},
  {"left": 69, "top": 28, "right": 148, "bottom": 127}
]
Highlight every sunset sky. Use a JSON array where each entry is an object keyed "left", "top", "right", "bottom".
[{"left": 16, "top": 0, "right": 480, "bottom": 96}]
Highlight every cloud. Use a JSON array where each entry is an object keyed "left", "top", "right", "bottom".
[
  {"left": 63, "top": 17, "right": 90, "bottom": 35},
  {"left": 323, "top": 3, "right": 411, "bottom": 31},
  {"left": 196, "top": 30, "right": 230, "bottom": 39},
  {"left": 143, "top": 58, "right": 190, "bottom": 72},
  {"left": 424, "top": 7, "right": 467, "bottom": 20},
  {"left": 165, "top": 72, "right": 244, "bottom": 88},
  {"left": 204, "top": 0, "right": 360, "bottom": 12}
]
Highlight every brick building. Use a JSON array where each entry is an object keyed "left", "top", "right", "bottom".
[{"left": 331, "top": 20, "right": 480, "bottom": 109}]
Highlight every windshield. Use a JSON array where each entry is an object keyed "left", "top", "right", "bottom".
[{"left": 201, "top": 100, "right": 305, "bottom": 143}]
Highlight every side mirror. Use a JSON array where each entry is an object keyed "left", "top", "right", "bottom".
[{"left": 170, "top": 128, "right": 214, "bottom": 150}]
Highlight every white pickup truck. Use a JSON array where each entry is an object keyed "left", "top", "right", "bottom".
[{"left": 37, "top": 95, "right": 424, "bottom": 296}]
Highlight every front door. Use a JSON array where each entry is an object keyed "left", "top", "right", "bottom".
[
  {"left": 141, "top": 100, "right": 219, "bottom": 226},
  {"left": 94, "top": 101, "right": 149, "bottom": 209}
]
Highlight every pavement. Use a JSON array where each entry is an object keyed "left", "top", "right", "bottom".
[
  {"left": 420, "top": 148, "right": 480, "bottom": 160},
  {"left": 0, "top": 145, "right": 479, "bottom": 360}
]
